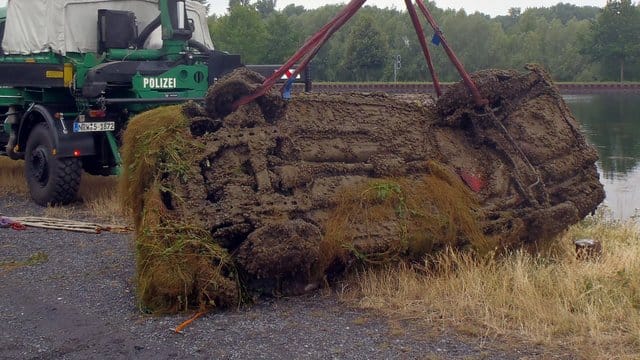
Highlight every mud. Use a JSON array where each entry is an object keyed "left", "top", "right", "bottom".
[{"left": 121, "top": 66, "right": 604, "bottom": 312}]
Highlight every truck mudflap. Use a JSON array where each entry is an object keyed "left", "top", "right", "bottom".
[
  {"left": 17, "top": 104, "right": 97, "bottom": 159},
  {"left": 56, "top": 130, "right": 96, "bottom": 158}
]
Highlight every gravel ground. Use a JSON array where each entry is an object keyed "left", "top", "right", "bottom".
[{"left": 0, "top": 195, "right": 554, "bottom": 359}]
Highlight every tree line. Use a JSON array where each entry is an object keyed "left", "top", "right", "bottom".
[{"left": 206, "top": 1, "right": 640, "bottom": 82}]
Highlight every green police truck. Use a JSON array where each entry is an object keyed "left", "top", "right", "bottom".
[{"left": 0, "top": 0, "right": 246, "bottom": 205}]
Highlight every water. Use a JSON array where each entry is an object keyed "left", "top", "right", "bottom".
[{"left": 564, "top": 93, "right": 640, "bottom": 219}]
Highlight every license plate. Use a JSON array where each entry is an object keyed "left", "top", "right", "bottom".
[{"left": 73, "top": 122, "right": 115, "bottom": 132}]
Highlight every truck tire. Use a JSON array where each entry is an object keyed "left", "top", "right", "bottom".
[{"left": 24, "top": 123, "right": 81, "bottom": 206}]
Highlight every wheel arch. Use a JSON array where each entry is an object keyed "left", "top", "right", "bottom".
[
  {"left": 17, "top": 104, "right": 59, "bottom": 156},
  {"left": 17, "top": 104, "right": 97, "bottom": 158}
]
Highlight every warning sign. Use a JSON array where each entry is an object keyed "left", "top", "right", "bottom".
[{"left": 280, "top": 69, "right": 301, "bottom": 80}]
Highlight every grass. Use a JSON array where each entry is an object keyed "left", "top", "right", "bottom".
[
  {"left": 120, "top": 105, "right": 239, "bottom": 313},
  {"left": 0, "top": 157, "right": 123, "bottom": 223},
  {"left": 0, "top": 251, "right": 48, "bottom": 273},
  {"left": 318, "top": 162, "right": 490, "bottom": 277},
  {"left": 344, "top": 209, "right": 640, "bottom": 359},
  {"left": 320, "top": 161, "right": 495, "bottom": 272},
  {"left": 0, "top": 157, "right": 28, "bottom": 195},
  {"left": 78, "top": 175, "right": 123, "bottom": 223}
]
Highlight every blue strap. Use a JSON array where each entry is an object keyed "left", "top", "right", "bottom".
[
  {"left": 283, "top": 77, "right": 295, "bottom": 100},
  {"left": 432, "top": 33, "right": 441, "bottom": 46}
]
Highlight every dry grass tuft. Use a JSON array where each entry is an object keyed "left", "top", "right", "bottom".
[
  {"left": 135, "top": 184, "right": 239, "bottom": 313},
  {"left": 319, "top": 161, "right": 489, "bottom": 272},
  {"left": 0, "top": 157, "right": 28, "bottom": 195},
  {"left": 78, "top": 175, "right": 123, "bottom": 223},
  {"left": 40, "top": 176, "right": 123, "bottom": 223},
  {"left": 120, "top": 105, "right": 239, "bottom": 313},
  {"left": 344, "top": 210, "right": 640, "bottom": 358},
  {"left": 119, "top": 104, "right": 195, "bottom": 230},
  {"left": 1, "top": 156, "right": 123, "bottom": 223}
]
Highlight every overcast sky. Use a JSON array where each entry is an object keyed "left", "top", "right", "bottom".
[
  {"left": 0, "top": 1, "right": 607, "bottom": 17},
  {"left": 208, "top": 0, "right": 606, "bottom": 17}
]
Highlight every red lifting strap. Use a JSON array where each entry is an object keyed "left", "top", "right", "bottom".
[
  {"left": 232, "top": 0, "right": 487, "bottom": 112},
  {"left": 404, "top": 0, "right": 442, "bottom": 96},
  {"left": 414, "top": 0, "right": 486, "bottom": 106},
  {"left": 232, "top": 0, "right": 367, "bottom": 112},
  {"left": 285, "top": 0, "right": 366, "bottom": 90}
]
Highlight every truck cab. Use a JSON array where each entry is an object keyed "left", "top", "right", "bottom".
[{"left": 0, "top": 0, "right": 242, "bottom": 205}]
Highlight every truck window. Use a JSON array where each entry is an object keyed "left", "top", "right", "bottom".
[{"left": 0, "top": 21, "right": 5, "bottom": 53}]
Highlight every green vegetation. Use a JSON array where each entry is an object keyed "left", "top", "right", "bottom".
[
  {"left": 209, "top": 1, "right": 640, "bottom": 82},
  {"left": 0, "top": 252, "right": 48, "bottom": 272},
  {"left": 341, "top": 15, "right": 389, "bottom": 81},
  {"left": 582, "top": 0, "right": 640, "bottom": 82},
  {"left": 210, "top": 4, "right": 267, "bottom": 64}
]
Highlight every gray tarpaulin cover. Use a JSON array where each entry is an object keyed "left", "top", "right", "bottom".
[{"left": 2, "top": 0, "right": 213, "bottom": 55}]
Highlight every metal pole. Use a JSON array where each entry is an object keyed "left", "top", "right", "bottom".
[{"left": 393, "top": 56, "right": 398, "bottom": 83}]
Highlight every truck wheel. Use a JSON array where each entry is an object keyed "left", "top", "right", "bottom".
[{"left": 24, "top": 123, "right": 82, "bottom": 206}]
